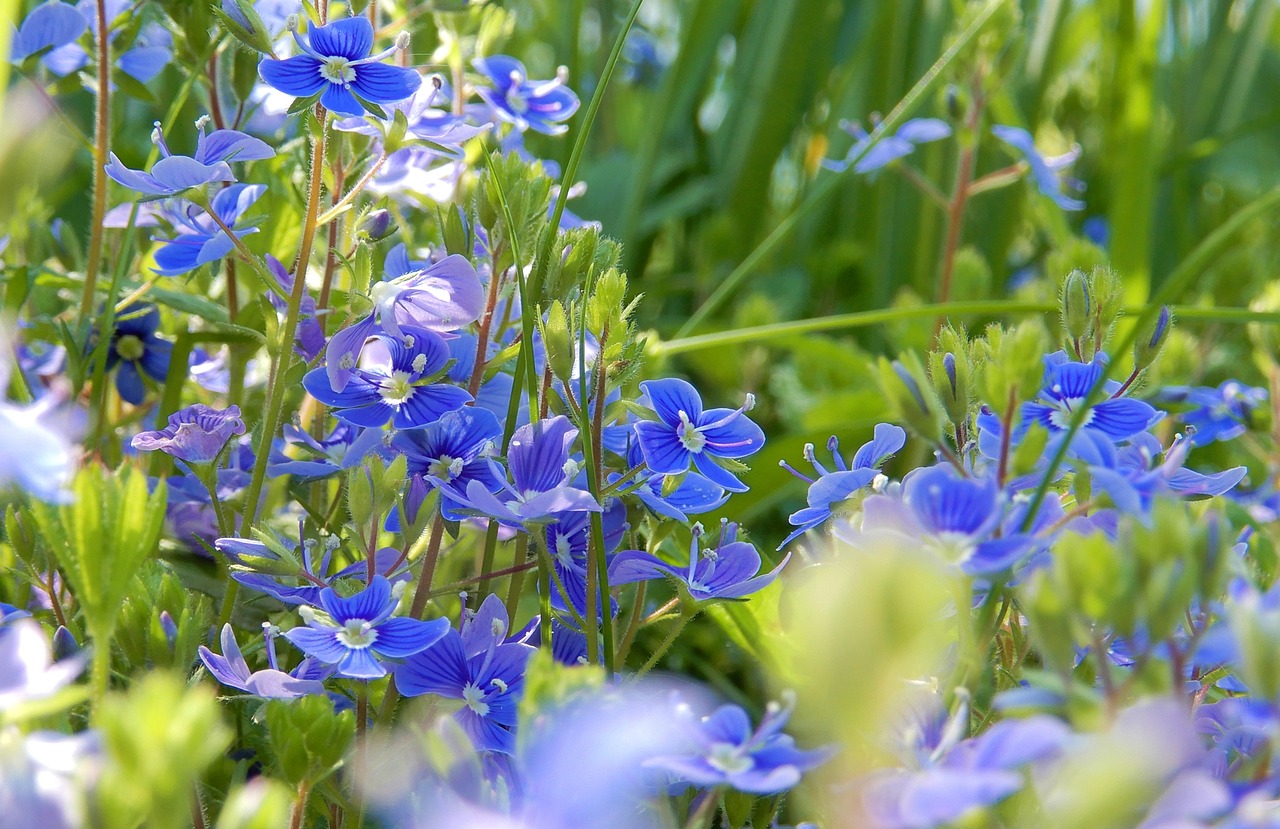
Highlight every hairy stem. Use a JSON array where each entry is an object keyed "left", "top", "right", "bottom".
[{"left": 79, "top": 0, "right": 112, "bottom": 320}]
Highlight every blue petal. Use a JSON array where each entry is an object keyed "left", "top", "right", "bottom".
[
  {"left": 896, "top": 117, "right": 952, "bottom": 144},
  {"left": 150, "top": 156, "right": 235, "bottom": 192},
  {"left": 308, "top": 16, "right": 373, "bottom": 60},
  {"left": 394, "top": 630, "right": 468, "bottom": 698},
  {"left": 507, "top": 416, "right": 578, "bottom": 495},
  {"left": 321, "top": 82, "right": 364, "bottom": 117},
  {"left": 258, "top": 54, "right": 326, "bottom": 98},
  {"left": 12, "top": 1, "right": 87, "bottom": 62},
  {"left": 352, "top": 62, "right": 421, "bottom": 104},
  {"left": 905, "top": 465, "right": 998, "bottom": 536},
  {"left": 850, "top": 423, "right": 908, "bottom": 469},
  {"left": 1091, "top": 398, "right": 1160, "bottom": 440},
  {"left": 105, "top": 152, "right": 167, "bottom": 196},
  {"left": 607, "top": 550, "right": 675, "bottom": 586},
  {"left": 197, "top": 129, "right": 275, "bottom": 165},
  {"left": 641, "top": 378, "right": 703, "bottom": 426},
  {"left": 283, "top": 626, "right": 347, "bottom": 664},
  {"left": 337, "top": 647, "right": 386, "bottom": 679},
  {"left": 117, "top": 46, "right": 170, "bottom": 83},
  {"left": 634, "top": 421, "right": 690, "bottom": 475},
  {"left": 693, "top": 451, "right": 748, "bottom": 493},
  {"left": 115, "top": 360, "right": 146, "bottom": 404},
  {"left": 473, "top": 55, "right": 526, "bottom": 88},
  {"left": 303, "top": 367, "right": 382, "bottom": 407},
  {"left": 963, "top": 537, "right": 1035, "bottom": 575},
  {"left": 320, "top": 575, "right": 393, "bottom": 625},
  {"left": 698, "top": 408, "right": 765, "bottom": 459},
  {"left": 151, "top": 237, "right": 205, "bottom": 276},
  {"left": 391, "top": 385, "right": 472, "bottom": 429},
  {"left": 324, "top": 314, "right": 379, "bottom": 392}
]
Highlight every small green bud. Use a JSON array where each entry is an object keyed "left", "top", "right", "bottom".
[
  {"left": 347, "top": 468, "right": 374, "bottom": 528},
  {"left": 212, "top": 0, "right": 280, "bottom": 56},
  {"left": 1088, "top": 266, "right": 1124, "bottom": 348},
  {"left": 442, "top": 205, "right": 471, "bottom": 258},
  {"left": 541, "top": 300, "right": 575, "bottom": 383},
  {"left": 1061, "top": 269, "right": 1091, "bottom": 345}
]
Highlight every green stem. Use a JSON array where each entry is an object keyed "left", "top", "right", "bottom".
[
  {"left": 504, "top": 534, "right": 530, "bottom": 622},
  {"left": 90, "top": 629, "right": 111, "bottom": 711},
  {"left": 79, "top": 0, "right": 111, "bottom": 320},
  {"left": 635, "top": 607, "right": 696, "bottom": 678},
  {"left": 239, "top": 113, "right": 329, "bottom": 534},
  {"left": 658, "top": 301, "right": 1280, "bottom": 357},
  {"left": 315, "top": 151, "right": 388, "bottom": 226},
  {"left": 674, "top": 0, "right": 1009, "bottom": 337}
]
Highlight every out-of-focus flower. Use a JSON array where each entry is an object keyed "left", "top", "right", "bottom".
[
  {"left": 0, "top": 620, "right": 82, "bottom": 712},
  {"left": 198, "top": 623, "right": 329, "bottom": 698},
  {"left": 106, "top": 118, "right": 273, "bottom": 198},
  {"left": 12, "top": 0, "right": 172, "bottom": 84},
  {"left": 0, "top": 359, "right": 76, "bottom": 503},
  {"left": 0, "top": 728, "right": 101, "bottom": 829},
  {"left": 100, "top": 302, "right": 172, "bottom": 405},
  {"left": 611, "top": 522, "right": 789, "bottom": 602},
  {"left": 648, "top": 698, "right": 830, "bottom": 794},
  {"left": 779, "top": 423, "right": 907, "bottom": 548},
  {"left": 259, "top": 16, "right": 419, "bottom": 117},
  {"left": 823, "top": 118, "right": 952, "bottom": 174},
  {"left": 634, "top": 378, "right": 764, "bottom": 493},
  {"left": 991, "top": 125, "right": 1084, "bottom": 211},
  {"left": 149, "top": 183, "right": 264, "bottom": 276},
  {"left": 131, "top": 404, "right": 246, "bottom": 465},
  {"left": 264, "top": 253, "right": 325, "bottom": 362},
  {"left": 333, "top": 79, "right": 491, "bottom": 159},
  {"left": 1160, "top": 381, "right": 1268, "bottom": 446},
  {"left": 285, "top": 576, "right": 449, "bottom": 680},
  {"left": 473, "top": 55, "right": 579, "bottom": 135}
]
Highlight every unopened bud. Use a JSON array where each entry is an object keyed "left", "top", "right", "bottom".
[
  {"left": 1133, "top": 305, "right": 1172, "bottom": 372},
  {"left": 1061, "top": 269, "right": 1091, "bottom": 344},
  {"left": 360, "top": 208, "right": 394, "bottom": 240}
]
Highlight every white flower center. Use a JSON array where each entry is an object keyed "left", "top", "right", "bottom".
[
  {"left": 320, "top": 56, "right": 356, "bottom": 85},
  {"left": 336, "top": 619, "right": 378, "bottom": 649},
  {"left": 379, "top": 370, "right": 416, "bottom": 405},
  {"left": 428, "top": 454, "right": 462, "bottom": 480},
  {"left": 554, "top": 533, "right": 575, "bottom": 569},
  {"left": 1050, "top": 398, "right": 1095, "bottom": 430},
  {"left": 926, "top": 531, "right": 977, "bottom": 565},
  {"left": 677, "top": 410, "right": 706, "bottom": 453},
  {"left": 706, "top": 742, "right": 754, "bottom": 775},
  {"left": 462, "top": 682, "right": 490, "bottom": 716},
  {"left": 504, "top": 83, "right": 528, "bottom": 114}
]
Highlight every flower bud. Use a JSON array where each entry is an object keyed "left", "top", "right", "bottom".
[
  {"left": 1061, "top": 268, "right": 1091, "bottom": 344},
  {"left": 1132, "top": 306, "right": 1171, "bottom": 372},
  {"left": 541, "top": 300, "right": 575, "bottom": 384},
  {"left": 359, "top": 208, "right": 394, "bottom": 240}
]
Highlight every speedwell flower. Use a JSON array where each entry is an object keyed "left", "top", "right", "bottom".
[
  {"left": 199, "top": 623, "right": 328, "bottom": 699},
  {"left": 131, "top": 404, "right": 246, "bottom": 465},
  {"left": 150, "top": 183, "right": 264, "bottom": 276},
  {"left": 823, "top": 117, "right": 952, "bottom": 174},
  {"left": 100, "top": 302, "right": 172, "bottom": 405},
  {"left": 473, "top": 55, "right": 580, "bottom": 135},
  {"left": 633, "top": 378, "right": 765, "bottom": 493},
  {"left": 304, "top": 326, "right": 472, "bottom": 429},
  {"left": 258, "top": 16, "right": 420, "bottom": 117},
  {"left": 610, "top": 521, "right": 789, "bottom": 602},
  {"left": 106, "top": 118, "right": 273, "bottom": 198},
  {"left": 1022, "top": 353, "right": 1161, "bottom": 443},
  {"left": 991, "top": 125, "right": 1084, "bottom": 211},
  {"left": 284, "top": 576, "right": 449, "bottom": 680}
]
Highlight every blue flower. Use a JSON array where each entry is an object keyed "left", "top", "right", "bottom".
[
  {"left": 333, "top": 79, "right": 492, "bottom": 159},
  {"left": 106, "top": 118, "right": 274, "bottom": 198},
  {"left": 12, "top": 1, "right": 173, "bottom": 84},
  {"left": 473, "top": 55, "right": 580, "bottom": 135},
  {"left": 863, "top": 697, "right": 1069, "bottom": 829},
  {"left": 149, "top": 183, "right": 265, "bottom": 276},
  {"left": 9, "top": 2, "right": 86, "bottom": 66},
  {"left": 284, "top": 576, "right": 449, "bottom": 680},
  {"left": 1021, "top": 353, "right": 1161, "bottom": 442},
  {"left": 258, "top": 17, "right": 420, "bottom": 117},
  {"left": 614, "top": 432, "right": 729, "bottom": 522},
  {"left": 842, "top": 465, "right": 1036, "bottom": 575},
  {"left": 268, "top": 422, "right": 384, "bottom": 481},
  {"left": 611, "top": 522, "right": 789, "bottom": 601},
  {"left": 646, "top": 699, "right": 830, "bottom": 795},
  {"left": 198, "top": 623, "right": 329, "bottom": 699},
  {"left": 131, "top": 404, "right": 246, "bottom": 464},
  {"left": 991, "top": 125, "right": 1084, "bottom": 211},
  {"left": 0, "top": 373, "right": 76, "bottom": 503},
  {"left": 304, "top": 326, "right": 472, "bottom": 429},
  {"left": 100, "top": 302, "right": 172, "bottom": 405},
  {"left": 779, "top": 423, "right": 907, "bottom": 549},
  {"left": 1160, "top": 381, "right": 1268, "bottom": 446},
  {"left": 823, "top": 117, "right": 952, "bottom": 174},
  {"left": 324, "top": 253, "right": 483, "bottom": 393},
  {"left": 264, "top": 253, "right": 325, "bottom": 362},
  {"left": 1088, "top": 431, "right": 1247, "bottom": 518},
  {"left": 394, "top": 601, "right": 536, "bottom": 754},
  {"left": 633, "top": 378, "right": 765, "bottom": 493},
  {"left": 452, "top": 416, "right": 601, "bottom": 528},
  {"left": 391, "top": 406, "right": 504, "bottom": 503},
  {"left": 542, "top": 502, "right": 627, "bottom": 619},
  {"left": 0, "top": 619, "right": 82, "bottom": 712}
]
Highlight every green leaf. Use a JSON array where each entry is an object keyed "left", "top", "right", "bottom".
[{"left": 148, "top": 285, "right": 231, "bottom": 323}]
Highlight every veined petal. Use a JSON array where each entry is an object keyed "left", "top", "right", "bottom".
[
  {"left": 851, "top": 423, "right": 908, "bottom": 469},
  {"left": 258, "top": 54, "right": 326, "bottom": 98},
  {"left": 608, "top": 550, "right": 677, "bottom": 586},
  {"left": 634, "top": 421, "right": 690, "bottom": 475},
  {"left": 324, "top": 314, "right": 379, "bottom": 392},
  {"left": 394, "top": 630, "right": 468, "bottom": 698},
  {"left": 105, "top": 153, "right": 167, "bottom": 195},
  {"left": 197, "top": 129, "right": 275, "bottom": 165},
  {"left": 12, "top": 1, "right": 87, "bottom": 61},
  {"left": 507, "top": 416, "right": 578, "bottom": 494},
  {"left": 1091, "top": 398, "right": 1161, "bottom": 440},
  {"left": 337, "top": 647, "right": 386, "bottom": 680},
  {"left": 693, "top": 452, "right": 748, "bottom": 493},
  {"left": 308, "top": 16, "right": 373, "bottom": 61},
  {"left": 283, "top": 626, "right": 347, "bottom": 664},
  {"left": 321, "top": 83, "right": 364, "bottom": 117},
  {"left": 641, "top": 378, "right": 704, "bottom": 426},
  {"left": 698, "top": 408, "right": 765, "bottom": 458},
  {"left": 117, "top": 46, "right": 170, "bottom": 83},
  {"left": 352, "top": 62, "right": 421, "bottom": 104},
  {"left": 319, "top": 575, "right": 394, "bottom": 625},
  {"left": 150, "top": 155, "right": 235, "bottom": 192},
  {"left": 391, "top": 385, "right": 472, "bottom": 430},
  {"left": 303, "top": 367, "right": 382, "bottom": 407}
]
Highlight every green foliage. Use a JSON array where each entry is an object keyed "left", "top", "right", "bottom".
[
  {"left": 115, "top": 560, "right": 213, "bottom": 673},
  {"left": 214, "top": 780, "right": 294, "bottom": 829},
  {"left": 96, "top": 674, "right": 231, "bottom": 829},
  {"left": 264, "top": 695, "right": 355, "bottom": 788}
]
